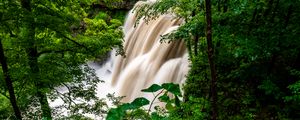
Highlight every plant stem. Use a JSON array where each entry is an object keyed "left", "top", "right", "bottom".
[{"left": 148, "top": 90, "right": 164, "bottom": 114}]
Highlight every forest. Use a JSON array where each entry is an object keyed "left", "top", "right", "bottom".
[{"left": 0, "top": 0, "right": 299, "bottom": 120}]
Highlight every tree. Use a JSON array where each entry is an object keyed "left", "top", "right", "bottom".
[
  {"left": 0, "top": 1, "right": 23, "bottom": 119},
  {"left": 0, "top": 39, "right": 22, "bottom": 119},
  {"left": 204, "top": 0, "right": 217, "bottom": 119},
  {"left": 131, "top": 0, "right": 300, "bottom": 119},
  {"left": 1, "top": 0, "right": 123, "bottom": 119}
]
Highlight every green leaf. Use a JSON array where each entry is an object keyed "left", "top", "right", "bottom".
[
  {"left": 162, "top": 83, "right": 182, "bottom": 96},
  {"left": 106, "top": 97, "right": 149, "bottom": 120},
  {"left": 158, "top": 93, "right": 170, "bottom": 102},
  {"left": 106, "top": 107, "right": 125, "bottom": 120},
  {"left": 141, "top": 84, "right": 162, "bottom": 92},
  {"left": 121, "top": 103, "right": 134, "bottom": 110},
  {"left": 151, "top": 112, "right": 166, "bottom": 120},
  {"left": 130, "top": 97, "right": 150, "bottom": 108},
  {"left": 165, "top": 102, "right": 175, "bottom": 111}
]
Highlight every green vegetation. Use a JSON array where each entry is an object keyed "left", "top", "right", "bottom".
[
  {"left": 1, "top": 0, "right": 300, "bottom": 119},
  {"left": 130, "top": 0, "right": 300, "bottom": 119},
  {"left": 0, "top": 0, "right": 124, "bottom": 119},
  {"left": 107, "top": 83, "right": 190, "bottom": 120}
]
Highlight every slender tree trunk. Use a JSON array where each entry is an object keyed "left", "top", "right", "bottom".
[
  {"left": 0, "top": 39, "right": 22, "bottom": 120},
  {"left": 27, "top": 46, "right": 52, "bottom": 119},
  {"left": 21, "top": 0, "right": 52, "bottom": 119},
  {"left": 205, "top": 0, "right": 218, "bottom": 119}
]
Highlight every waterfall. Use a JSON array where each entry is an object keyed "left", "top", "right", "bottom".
[
  {"left": 49, "top": 1, "right": 189, "bottom": 119},
  {"left": 96, "top": 1, "right": 189, "bottom": 102}
]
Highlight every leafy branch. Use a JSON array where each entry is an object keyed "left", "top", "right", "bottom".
[{"left": 106, "top": 83, "right": 182, "bottom": 120}]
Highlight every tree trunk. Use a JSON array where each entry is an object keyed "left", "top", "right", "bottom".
[
  {"left": 21, "top": 0, "right": 52, "bottom": 119},
  {"left": 205, "top": 0, "right": 218, "bottom": 119},
  {"left": 187, "top": 39, "right": 193, "bottom": 59},
  {"left": 0, "top": 39, "right": 22, "bottom": 120},
  {"left": 27, "top": 46, "right": 52, "bottom": 119}
]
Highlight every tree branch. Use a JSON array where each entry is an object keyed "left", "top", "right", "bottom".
[
  {"left": 62, "top": 83, "right": 78, "bottom": 105},
  {"left": 54, "top": 30, "right": 91, "bottom": 52},
  {"left": 38, "top": 49, "right": 75, "bottom": 56}
]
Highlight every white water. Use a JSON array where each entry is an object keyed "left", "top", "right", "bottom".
[
  {"left": 50, "top": 0, "right": 189, "bottom": 118},
  {"left": 98, "top": 1, "right": 189, "bottom": 102}
]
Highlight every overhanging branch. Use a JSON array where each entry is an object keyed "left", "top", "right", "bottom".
[
  {"left": 55, "top": 31, "right": 89, "bottom": 51},
  {"left": 38, "top": 49, "right": 75, "bottom": 56}
]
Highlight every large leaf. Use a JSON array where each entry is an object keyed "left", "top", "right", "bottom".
[
  {"left": 120, "top": 103, "right": 134, "bottom": 110},
  {"left": 106, "top": 107, "right": 125, "bottom": 120},
  {"left": 162, "top": 83, "right": 182, "bottom": 96},
  {"left": 141, "top": 84, "right": 162, "bottom": 92},
  {"left": 106, "top": 97, "right": 150, "bottom": 120},
  {"left": 130, "top": 97, "right": 150, "bottom": 108}
]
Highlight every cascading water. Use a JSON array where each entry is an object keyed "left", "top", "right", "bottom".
[
  {"left": 96, "top": 1, "right": 189, "bottom": 102},
  {"left": 50, "top": 1, "right": 189, "bottom": 119}
]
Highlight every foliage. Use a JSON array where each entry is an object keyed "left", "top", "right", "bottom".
[
  {"left": 0, "top": 0, "right": 124, "bottom": 119},
  {"left": 0, "top": 95, "right": 12, "bottom": 119},
  {"left": 100, "top": 0, "right": 123, "bottom": 8},
  {"left": 1, "top": 0, "right": 300, "bottom": 119},
  {"left": 106, "top": 83, "right": 203, "bottom": 120},
  {"left": 133, "top": 0, "right": 300, "bottom": 119}
]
